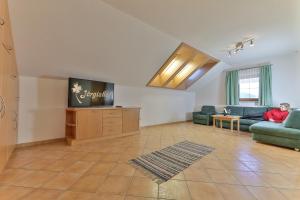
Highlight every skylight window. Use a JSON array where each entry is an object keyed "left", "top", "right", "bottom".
[{"left": 147, "top": 43, "right": 219, "bottom": 90}]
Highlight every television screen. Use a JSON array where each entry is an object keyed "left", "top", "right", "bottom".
[{"left": 68, "top": 78, "right": 114, "bottom": 107}]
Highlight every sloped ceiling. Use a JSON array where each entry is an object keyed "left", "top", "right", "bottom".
[
  {"left": 9, "top": 0, "right": 181, "bottom": 86},
  {"left": 102, "top": 0, "right": 300, "bottom": 66},
  {"left": 9, "top": 0, "right": 300, "bottom": 87}
]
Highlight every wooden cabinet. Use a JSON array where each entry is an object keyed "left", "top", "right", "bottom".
[
  {"left": 65, "top": 107, "right": 140, "bottom": 145},
  {"left": 102, "top": 109, "right": 122, "bottom": 136},
  {"left": 77, "top": 110, "right": 102, "bottom": 139},
  {"left": 0, "top": 0, "right": 18, "bottom": 172},
  {"left": 122, "top": 108, "right": 140, "bottom": 134}
]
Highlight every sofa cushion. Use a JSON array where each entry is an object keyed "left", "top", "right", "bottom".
[
  {"left": 240, "top": 119, "right": 260, "bottom": 126},
  {"left": 250, "top": 121, "right": 300, "bottom": 140},
  {"left": 284, "top": 110, "right": 300, "bottom": 130},
  {"left": 226, "top": 106, "right": 244, "bottom": 116},
  {"left": 243, "top": 107, "right": 268, "bottom": 118}
]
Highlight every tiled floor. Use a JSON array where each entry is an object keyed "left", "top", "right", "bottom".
[{"left": 1, "top": 122, "right": 300, "bottom": 200}]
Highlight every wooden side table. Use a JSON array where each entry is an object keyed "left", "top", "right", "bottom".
[{"left": 212, "top": 115, "right": 241, "bottom": 132}]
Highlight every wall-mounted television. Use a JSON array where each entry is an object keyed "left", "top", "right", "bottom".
[{"left": 68, "top": 78, "right": 114, "bottom": 107}]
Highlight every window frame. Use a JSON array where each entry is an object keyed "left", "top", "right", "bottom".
[
  {"left": 239, "top": 97, "right": 259, "bottom": 102},
  {"left": 238, "top": 68, "right": 260, "bottom": 102}
]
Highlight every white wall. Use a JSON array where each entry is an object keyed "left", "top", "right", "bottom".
[
  {"left": 18, "top": 77, "right": 68, "bottom": 144},
  {"left": 192, "top": 52, "right": 300, "bottom": 109},
  {"left": 189, "top": 62, "right": 228, "bottom": 110},
  {"left": 115, "top": 85, "right": 195, "bottom": 126},
  {"left": 272, "top": 53, "right": 300, "bottom": 106},
  {"left": 18, "top": 76, "right": 195, "bottom": 144}
]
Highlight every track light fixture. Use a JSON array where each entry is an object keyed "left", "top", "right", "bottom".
[{"left": 227, "top": 38, "right": 255, "bottom": 57}]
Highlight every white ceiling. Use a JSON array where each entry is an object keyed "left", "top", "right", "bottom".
[
  {"left": 9, "top": 0, "right": 300, "bottom": 87},
  {"left": 102, "top": 0, "right": 300, "bottom": 65}
]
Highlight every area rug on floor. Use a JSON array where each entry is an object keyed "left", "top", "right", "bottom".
[{"left": 129, "top": 140, "right": 214, "bottom": 184}]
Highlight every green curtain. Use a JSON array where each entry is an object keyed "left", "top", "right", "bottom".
[
  {"left": 259, "top": 65, "right": 273, "bottom": 106},
  {"left": 226, "top": 70, "right": 239, "bottom": 105}
]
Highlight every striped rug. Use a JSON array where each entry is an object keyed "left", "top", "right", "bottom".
[{"left": 129, "top": 140, "right": 214, "bottom": 184}]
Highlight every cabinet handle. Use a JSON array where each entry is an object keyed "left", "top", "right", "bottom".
[
  {"left": 0, "top": 96, "right": 5, "bottom": 119},
  {"left": 0, "top": 17, "right": 4, "bottom": 26}
]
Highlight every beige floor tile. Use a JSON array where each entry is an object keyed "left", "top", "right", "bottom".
[
  {"left": 45, "top": 159, "right": 76, "bottom": 172},
  {"left": 97, "top": 193, "right": 125, "bottom": 200},
  {"left": 110, "top": 163, "right": 135, "bottom": 176},
  {"left": 70, "top": 174, "right": 106, "bottom": 193},
  {"left": 280, "top": 173, "right": 300, "bottom": 188},
  {"left": 38, "top": 150, "right": 69, "bottom": 160},
  {"left": 247, "top": 186, "right": 286, "bottom": 200},
  {"left": 21, "top": 189, "right": 62, "bottom": 200},
  {"left": 200, "top": 159, "right": 228, "bottom": 170},
  {"left": 184, "top": 167, "right": 211, "bottom": 182},
  {"left": 220, "top": 159, "right": 252, "bottom": 171},
  {"left": 256, "top": 172, "right": 295, "bottom": 189},
  {"left": 127, "top": 177, "right": 158, "bottom": 198},
  {"left": 187, "top": 181, "right": 224, "bottom": 200},
  {"left": 14, "top": 170, "right": 57, "bottom": 188},
  {"left": 0, "top": 169, "right": 33, "bottom": 185},
  {"left": 63, "top": 161, "right": 94, "bottom": 174},
  {"left": 171, "top": 172, "right": 185, "bottom": 180},
  {"left": 101, "top": 153, "right": 121, "bottom": 162},
  {"left": 80, "top": 152, "right": 104, "bottom": 162},
  {"left": 216, "top": 184, "right": 256, "bottom": 200},
  {"left": 159, "top": 180, "right": 191, "bottom": 199},
  {"left": 118, "top": 154, "right": 139, "bottom": 163},
  {"left": 125, "top": 196, "right": 156, "bottom": 200},
  {"left": 22, "top": 159, "right": 54, "bottom": 170},
  {"left": 58, "top": 191, "right": 97, "bottom": 200},
  {"left": 42, "top": 173, "right": 81, "bottom": 190},
  {"left": 133, "top": 169, "right": 147, "bottom": 178},
  {"left": 5, "top": 157, "right": 34, "bottom": 169},
  {"left": 97, "top": 176, "right": 132, "bottom": 195},
  {"left": 87, "top": 162, "right": 116, "bottom": 175},
  {"left": 206, "top": 169, "right": 241, "bottom": 184},
  {"left": 0, "top": 185, "right": 33, "bottom": 200},
  {"left": 279, "top": 188, "right": 300, "bottom": 200},
  {"left": 233, "top": 171, "right": 269, "bottom": 186},
  {"left": 62, "top": 152, "right": 88, "bottom": 161}
]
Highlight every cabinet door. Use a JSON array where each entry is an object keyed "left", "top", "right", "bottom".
[
  {"left": 76, "top": 110, "right": 102, "bottom": 139},
  {"left": 102, "top": 117, "right": 122, "bottom": 136},
  {"left": 0, "top": 0, "right": 6, "bottom": 42},
  {"left": 0, "top": 42, "right": 7, "bottom": 171},
  {"left": 122, "top": 109, "right": 140, "bottom": 133},
  {"left": 0, "top": 0, "right": 14, "bottom": 56}
]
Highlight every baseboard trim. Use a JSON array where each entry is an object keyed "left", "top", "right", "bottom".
[
  {"left": 142, "top": 120, "right": 192, "bottom": 128},
  {"left": 16, "top": 138, "right": 66, "bottom": 149}
]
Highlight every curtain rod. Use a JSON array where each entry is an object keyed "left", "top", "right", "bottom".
[{"left": 224, "top": 62, "right": 271, "bottom": 72}]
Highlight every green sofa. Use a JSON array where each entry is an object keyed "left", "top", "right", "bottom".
[
  {"left": 250, "top": 110, "right": 300, "bottom": 150},
  {"left": 193, "top": 106, "right": 216, "bottom": 125},
  {"left": 215, "top": 106, "right": 268, "bottom": 131}
]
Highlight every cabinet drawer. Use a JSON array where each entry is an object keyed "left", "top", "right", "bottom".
[
  {"left": 103, "top": 109, "right": 122, "bottom": 118},
  {"left": 103, "top": 126, "right": 122, "bottom": 136},
  {"left": 103, "top": 117, "right": 122, "bottom": 126}
]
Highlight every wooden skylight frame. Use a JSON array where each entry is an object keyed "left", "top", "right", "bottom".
[{"left": 147, "top": 43, "right": 219, "bottom": 90}]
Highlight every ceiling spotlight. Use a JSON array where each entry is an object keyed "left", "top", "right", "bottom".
[
  {"left": 250, "top": 39, "right": 254, "bottom": 47},
  {"left": 225, "top": 37, "right": 255, "bottom": 56}
]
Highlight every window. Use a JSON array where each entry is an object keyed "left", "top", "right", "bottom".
[{"left": 239, "top": 68, "right": 260, "bottom": 101}]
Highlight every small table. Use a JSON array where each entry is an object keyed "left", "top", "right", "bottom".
[{"left": 212, "top": 115, "right": 241, "bottom": 132}]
